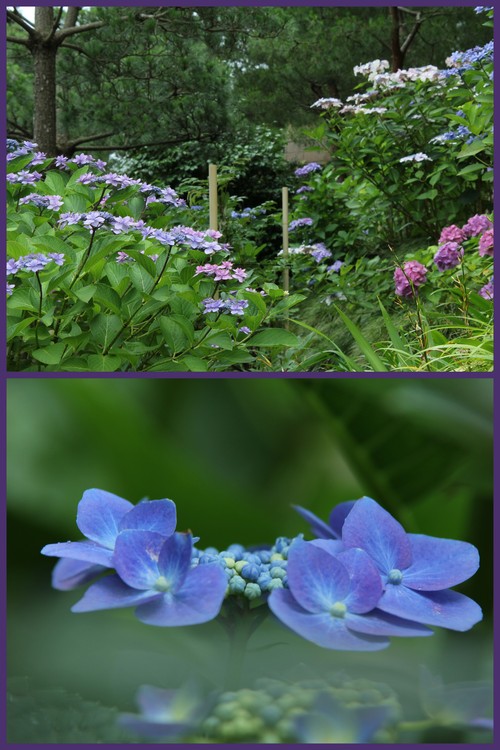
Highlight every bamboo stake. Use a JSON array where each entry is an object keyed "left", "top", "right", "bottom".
[
  {"left": 209, "top": 163, "right": 218, "bottom": 232},
  {"left": 282, "top": 187, "right": 289, "bottom": 293}
]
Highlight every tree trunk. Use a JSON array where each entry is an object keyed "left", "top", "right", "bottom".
[
  {"left": 390, "top": 7, "right": 404, "bottom": 72},
  {"left": 32, "top": 8, "right": 58, "bottom": 155}
]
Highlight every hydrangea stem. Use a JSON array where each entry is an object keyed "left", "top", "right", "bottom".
[{"left": 219, "top": 600, "right": 269, "bottom": 691}]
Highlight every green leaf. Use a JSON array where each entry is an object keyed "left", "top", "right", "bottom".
[
  {"left": 87, "top": 354, "right": 123, "bottom": 372},
  {"left": 89, "top": 314, "right": 123, "bottom": 349},
  {"left": 43, "top": 171, "right": 67, "bottom": 195},
  {"left": 61, "top": 193, "right": 88, "bottom": 213},
  {"left": 334, "top": 306, "right": 388, "bottom": 372},
  {"left": 32, "top": 342, "right": 68, "bottom": 366},
  {"left": 128, "top": 194, "right": 146, "bottom": 219},
  {"left": 180, "top": 355, "right": 208, "bottom": 372},
  {"left": 129, "top": 263, "right": 155, "bottom": 294},
  {"left": 74, "top": 284, "right": 97, "bottom": 303},
  {"left": 378, "top": 298, "right": 410, "bottom": 355},
  {"left": 200, "top": 330, "right": 234, "bottom": 350},
  {"left": 7, "top": 238, "right": 32, "bottom": 259},
  {"left": 416, "top": 189, "right": 438, "bottom": 201},
  {"left": 159, "top": 316, "right": 189, "bottom": 354},
  {"left": 93, "top": 284, "right": 122, "bottom": 315},
  {"left": 247, "top": 329, "right": 299, "bottom": 347},
  {"left": 7, "top": 316, "right": 38, "bottom": 342}
]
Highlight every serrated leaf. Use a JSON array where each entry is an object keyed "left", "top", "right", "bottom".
[
  {"left": 32, "top": 342, "right": 68, "bottom": 365},
  {"left": 87, "top": 354, "right": 123, "bottom": 372},
  {"left": 74, "top": 284, "right": 97, "bottom": 303},
  {"left": 89, "top": 314, "right": 123, "bottom": 349},
  {"left": 94, "top": 284, "right": 122, "bottom": 315},
  {"left": 160, "top": 316, "right": 189, "bottom": 354},
  {"left": 247, "top": 329, "right": 299, "bottom": 347},
  {"left": 129, "top": 263, "right": 155, "bottom": 293}
]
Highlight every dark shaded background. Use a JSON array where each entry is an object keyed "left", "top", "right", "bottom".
[{"left": 7, "top": 378, "right": 492, "bottom": 728}]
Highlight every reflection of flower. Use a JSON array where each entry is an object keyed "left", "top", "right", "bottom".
[
  {"left": 268, "top": 539, "right": 431, "bottom": 650},
  {"left": 120, "top": 681, "right": 211, "bottom": 739},
  {"left": 419, "top": 666, "right": 493, "bottom": 730},
  {"left": 294, "top": 692, "right": 394, "bottom": 743},
  {"left": 41, "top": 489, "right": 176, "bottom": 589}
]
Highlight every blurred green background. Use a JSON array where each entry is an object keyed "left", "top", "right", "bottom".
[{"left": 7, "top": 378, "right": 493, "bottom": 739}]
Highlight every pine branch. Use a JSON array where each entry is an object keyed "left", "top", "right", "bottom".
[
  {"left": 6, "top": 9, "right": 36, "bottom": 37},
  {"left": 55, "top": 21, "right": 105, "bottom": 42}
]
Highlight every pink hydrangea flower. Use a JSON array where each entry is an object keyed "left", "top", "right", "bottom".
[
  {"left": 462, "top": 214, "right": 493, "bottom": 238},
  {"left": 394, "top": 261, "right": 427, "bottom": 298},
  {"left": 438, "top": 224, "right": 465, "bottom": 244},
  {"left": 478, "top": 229, "right": 494, "bottom": 257}
]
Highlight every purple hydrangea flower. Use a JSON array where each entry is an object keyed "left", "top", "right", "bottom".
[
  {"left": 232, "top": 267, "right": 247, "bottom": 283},
  {"left": 225, "top": 299, "right": 249, "bottom": 316},
  {"left": 439, "top": 225, "right": 465, "bottom": 244},
  {"left": 296, "top": 185, "right": 314, "bottom": 194},
  {"left": 55, "top": 155, "right": 69, "bottom": 169},
  {"left": 58, "top": 212, "right": 82, "bottom": 228},
  {"left": 111, "top": 216, "right": 138, "bottom": 234},
  {"left": 82, "top": 211, "right": 109, "bottom": 230},
  {"left": 41, "top": 489, "right": 177, "bottom": 590},
  {"left": 294, "top": 163, "right": 322, "bottom": 177},
  {"left": 48, "top": 253, "right": 65, "bottom": 266},
  {"left": 202, "top": 298, "right": 226, "bottom": 314},
  {"left": 289, "top": 218, "right": 314, "bottom": 232},
  {"left": 239, "top": 326, "right": 251, "bottom": 335},
  {"left": 394, "top": 260, "right": 427, "bottom": 297},
  {"left": 7, "top": 170, "right": 43, "bottom": 185},
  {"left": 6, "top": 282, "right": 15, "bottom": 296},
  {"left": 6, "top": 258, "right": 19, "bottom": 275},
  {"left": 29, "top": 151, "right": 47, "bottom": 166},
  {"left": 479, "top": 277, "right": 493, "bottom": 300},
  {"left": 22, "top": 254, "right": 50, "bottom": 272},
  {"left": 268, "top": 539, "right": 431, "bottom": 650},
  {"left": 72, "top": 531, "right": 227, "bottom": 627},
  {"left": 478, "top": 229, "right": 494, "bottom": 257},
  {"left": 328, "top": 260, "right": 344, "bottom": 273},
  {"left": 462, "top": 214, "right": 493, "bottom": 238},
  {"left": 310, "top": 244, "right": 332, "bottom": 263},
  {"left": 433, "top": 242, "right": 463, "bottom": 271},
  {"left": 293, "top": 501, "right": 357, "bottom": 540},
  {"left": 340, "top": 497, "right": 482, "bottom": 631},
  {"left": 72, "top": 153, "right": 95, "bottom": 166}
]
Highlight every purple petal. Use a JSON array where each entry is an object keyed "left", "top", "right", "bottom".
[
  {"left": 119, "top": 498, "right": 177, "bottom": 537},
  {"left": 76, "top": 489, "right": 133, "bottom": 547},
  {"left": 41, "top": 540, "right": 114, "bottom": 567},
  {"left": 113, "top": 530, "right": 165, "bottom": 590},
  {"left": 346, "top": 609, "right": 433, "bottom": 637},
  {"left": 336, "top": 548, "right": 383, "bottom": 613},
  {"left": 292, "top": 505, "right": 337, "bottom": 539},
  {"left": 287, "top": 539, "right": 350, "bottom": 613},
  {"left": 328, "top": 500, "right": 357, "bottom": 537},
  {"left": 135, "top": 564, "right": 227, "bottom": 626},
  {"left": 341, "top": 497, "right": 412, "bottom": 573},
  {"left": 309, "top": 539, "right": 344, "bottom": 554},
  {"left": 378, "top": 585, "right": 483, "bottom": 631},
  {"left": 71, "top": 574, "right": 161, "bottom": 612},
  {"left": 51, "top": 558, "right": 107, "bottom": 590},
  {"left": 402, "top": 534, "right": 480, "bottom": 590},
  {"left": 268, "top": 589, "right": 389, "bottom": 651},
  {"left": 157, "top": 532, "right": 193, "bottom": 592}
]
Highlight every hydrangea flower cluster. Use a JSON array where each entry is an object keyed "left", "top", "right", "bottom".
[
  {"left": 445, "top": 42, "right": 494, "bottom": 74},
  {"left": 294, "top": 163, "right": 322, "bottom": 177},
  {"left": 195, "top": 261, "right": 247, "bottom": 283},
  {"left": 230, "top": 207, "right": 266, "bottom": 219},
  {"left": 7, "top": 252, "right": 65, "bottom": 276},
  {"left": 394, "top": 261, "right": 428, "bottom": 297},
  {"left": 478, "top": 229, "right": 494, "bottom": 257},
  {"left": 202, "top": 298, "right": 250, "bottom": 316},
  {"left": 479, "top": 276, "right": 494, "bottom": 300},
  {"left": 288, "top": 217, "right": 314, "bottom": 231},
  {"left": 6, "top": 170, "right": 43, "bottom": 185},
  {"left": 433, "top": 242, "right": 464, "bottom": 272},
  {"left": 18, "top": 193, "right": 64, "bottom": 211},
  {"left": 399, "top": 153, "right": 432, "bottom": 164},
  {"left": 41, "top": 491, "right": 481, "bottom": 651}
]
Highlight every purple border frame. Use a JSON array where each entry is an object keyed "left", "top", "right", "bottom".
[{"left": 2, "top": 0, "right": 496, "bottom": 748}]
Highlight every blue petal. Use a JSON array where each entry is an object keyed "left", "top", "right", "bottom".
[
  {"left": 119, "top": 499, "right": 177, "bottom": 537},
  {"left": 41, "top": 540, "right": 114, "bottom": 567},
  {"left": 51, "top": 558, "right": 107, "bottom": 590},
  {"left": 292, "top": 505, "right": 337, "bottom": 538},
  {"left": 328, "top": 500, "right": 357, "bottom": 537},
  {"left": 113, "top": 530, "right": 165, "bottom": 590},
  {"left": 309, "top": 539, "right": 344, "bottom": 555},
  {"left": 268, "top": 589, "right": 389, "bottom": 651},
  {"left": 287, "top": 539, "right": 350, "bottom": 613},
  {"left": 157, "top": 532, "right": 193, "bottom": 593},
  {"left": 337, "top": 548, "right": 383, "bottom": 614},
  {"left": 135, "top": 564, "right": 227, "bottom": 626},
  {"left": 71, "top": 574, "right": 161, "bottom": 612},
  {"left": 76, "top": 489, "right": 133, "bottom": 548},
  {"left": 342, "top": 497, "right": 412, "bottom": 573},
  {"left": 346, "top": 609, "right": 433, "bottom": 637},
  {"left": 403, "top": 534, "right": 480, "bottom": 590},
  {"left": 378, "top": 585, "right": 483, "bottom": 631}
]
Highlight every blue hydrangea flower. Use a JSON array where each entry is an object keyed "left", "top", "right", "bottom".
[
  {"left": 71, "top": 531, "right": 227, "bottom": 626},
  {"left": 294, "top": 692, "right": 394, "bottom": 743},
  {"left": 41, "top": 489, "right": 177, "bottom": 589},
  {"left": 341, "top": 497, "right": 482, "bottom": 631},
  {"left": 268, "top": 540, "right": 431, "bottom": 650},
  {"left": 119, "top": 681, "right": 211, "bottom": 739}
]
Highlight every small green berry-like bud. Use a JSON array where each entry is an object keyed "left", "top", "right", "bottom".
[
  {"left": 244, "top": 582, "right": 262, "bottom": 600},
  {"left": 270, "top": 553, "right": 284, "bottom": 562},
  {"left": 270, "top": 567, "right": 287, "bottom": 579},
  {"left": 267, "top": 578, "right": 284, "bottom": 591},
  {"left": 224, "top": 557, "right": 236, "bottom": 568},
  {"left": 234, "top": 560, "right": 247, "bottom": 574}
]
